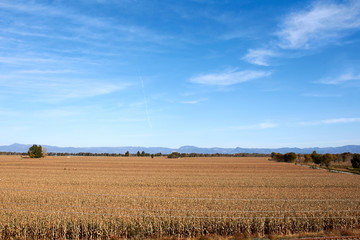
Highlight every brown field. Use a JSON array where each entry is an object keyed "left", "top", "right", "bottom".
[{"left": 0, "top": 155, "right": 359, "bottom": 239}]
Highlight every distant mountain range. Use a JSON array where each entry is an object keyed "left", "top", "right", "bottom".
[{"left": 1, "top": 143, "right": 360, "bottom": 154}]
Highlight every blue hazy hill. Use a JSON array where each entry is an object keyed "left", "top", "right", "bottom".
[{"left": 1, "top": 143, "right": 360, "bottom": 154}]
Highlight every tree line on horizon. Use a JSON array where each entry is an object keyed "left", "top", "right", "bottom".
[
  {"left": 0, "top": 144, "right": 270, "bottom": 158},
  {"left": 0, "top": 144, "right": 359, "bottom": 170},
  {"left": 271, "top": 151, "right": 360, "bottom": 169},
  {"left": 166, "top": 152, "right": 269, "bottom": 158},
  {"left": 0, "top": 149, "right": 269, "bottom": 158}
]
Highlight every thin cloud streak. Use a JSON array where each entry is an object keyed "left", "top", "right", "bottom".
[
  {"left": 303, "top": 93, "right": 341, "bottom": 97},
  {"left": 318, "top": 73, "right": 360, "bottom": 85},
  {"left": 182, "top": 99, "right": 206, "bottom": 104},
  {"left": 17, "top": 69, "right": 74, "bottom": 74},
  {"left": 138, "top": 73, "right": 152, "bottom": 129},
  {"left": 242, "top": 49, "right": 278, "bottom": 66},
  {"left": 38, "top": 109, "right": 83, "bottom": 118},
  {"left": 0, "top": 1, "right": 171, "bottom": 45},
  {"left": 323, "top": 118, "right": 360, "bottom": 124},
  {"left": 230, "top": 122, "right": 278, "bottom": 131},
  {"left": 0, "top": 56, "right": 57, "bottom": 65},
  {"left": 189, "top": 69, "right": 271, "bottom": 86},
  {"left": 300, "top": 117, "right": 360, "bottom": 126},
  {"left": 277, "top": 1, "right": 360, "bottom": 49},
  {"left": 0, "top": 75, "right": 130, "bottom": 102}
]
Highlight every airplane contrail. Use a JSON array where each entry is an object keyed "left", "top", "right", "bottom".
[{"left": 138, "top": 71, "right": 153, "bottom": 129}]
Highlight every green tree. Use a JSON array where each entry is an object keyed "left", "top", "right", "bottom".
[
  {"left": 341, "top": 152, "right": 352, "bottom": 162},
  {"left": 351, "top": 154, "right": 360, "bottom": 168},
  {"left": 311, "top": 151, "right": 321, "bottom": 164},
  {"left": 28, "top": 144, "right": 43, "bottom": 158},
  {"left": 141, "top": 151, "right": 146, "bottom": 157},
  {"left": 284, "top": 152, "right": 297, "bottom": 163},
  {"left": 168, "top": 152, "right": 181, "bottom": 158},
  {"left": 125, "top": 151, "right": 130, "bottom": 157},
  {"left": 136, "top": 151, "right": 140, "bottom": 157},
  {"left": 271, "top": 152, "right": 284, "bottom": 162},
  {"left": 320, "top": 153, "right": 333, "bottom": 168},
  {"left": 304, "top": 154, "right": 313, "bottom": 163}
]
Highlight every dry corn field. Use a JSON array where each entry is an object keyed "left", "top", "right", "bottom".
[{"left": 0, "top": 155, "right": 359, "bottom": 239}]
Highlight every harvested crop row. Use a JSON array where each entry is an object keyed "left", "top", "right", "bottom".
[{"left": 0, "top": 156, "right": 359, "bottom": 238}]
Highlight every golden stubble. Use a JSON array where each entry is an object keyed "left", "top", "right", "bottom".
[{"left": 0, "top": 156, "right": 359, "bottom": 238}]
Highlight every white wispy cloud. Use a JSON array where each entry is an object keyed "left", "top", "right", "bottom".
[
  {"left": 17, "top": 69, "right": 74, "bottom": 74},
  {"left": 232, "top": 122, "right": 278, "bottom": 131},
  {"left": 0, "top": 2, "right": 108, "bottom": 28},
  {"left": 322, "top": 118, "right": 360, "bottom": 124},
  {"left": 0, "top": 27, "right": 110, "bottom": 48},
  {"left": 257, "top": 122, "right": 278, "bottom": 129},
  {"left": 0, "top": 2, "right": 51, "bottom": 14},
  {"left": 39, "top": 109, "right": 82, "bottom": 118},
  {"left": 242, "top": 49, "right": 278, "bottom": 66},
  {"left": 318, "top": 73, "right": 360, "bottom": 85},
  {"left": 182, "top": 98, "right": 207, "bottom": 104},
  {"left": 243, "top": 1, "right": 360, "bottom": 66},
  {"left": 189, "top": 69, "right": 271, "bottom": 86},
  {"left": 0, "top": 56, "right": 57, "bottom": 65},
  {"left": 58, "top": 82, "right": 128, "bottom": 100},
  {"left": 303, "top": 93, "right": 341, "bottom": 97},
  {"left": 300, "top": 117, "right": 360, "bottom": 126},
  {"left": 0, "top": 74, "right": 130, "bottom": 102},
  {"left": 182, "top": 100, "right": 200, "bottom": 104},
  {"left": 0, "top": 1, "right": 170, "bottom": 45},
  {"left": 277, "top": 1, "right": 360, "bottom": 49}
]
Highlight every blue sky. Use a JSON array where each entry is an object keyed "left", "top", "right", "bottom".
[{"left": 1, "top": 0, "right": 360, "bottom": 148}]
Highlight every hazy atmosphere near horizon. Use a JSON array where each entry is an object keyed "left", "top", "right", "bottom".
[{"left": 1, "top": 0, "right": 360, "bottom": 148}]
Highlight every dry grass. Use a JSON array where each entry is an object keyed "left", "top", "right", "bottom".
[{"left": 0, "top": 156, "right": 359, "bottom": 239}]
